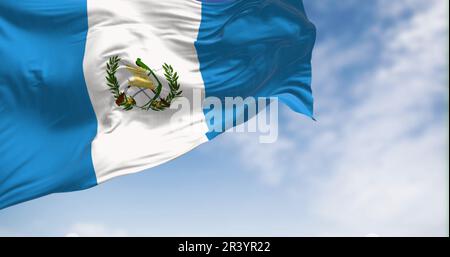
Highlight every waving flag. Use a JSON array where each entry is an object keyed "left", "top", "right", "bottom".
[{"left": 0, "top": 0, "right": 316, "bottom": 209}]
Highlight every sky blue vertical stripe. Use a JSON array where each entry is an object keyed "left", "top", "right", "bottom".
[
  {"left": 195, "top": 0, "right": 316, "bottom": 139},
  {"left": 0, "top": 0, "right": 97, "bottom": 209}
]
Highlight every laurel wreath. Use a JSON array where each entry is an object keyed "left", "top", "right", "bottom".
[{"left": 106, "top": 56, "right": 182, "bottom": 111}]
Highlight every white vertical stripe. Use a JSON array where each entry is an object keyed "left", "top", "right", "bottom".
[{"left": 83, "top": 0, "right": 208, "bottom": 183}]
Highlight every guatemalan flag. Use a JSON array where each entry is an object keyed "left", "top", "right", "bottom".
[{"left": 0, "top": 0, "right": 316, "bottom": 209}]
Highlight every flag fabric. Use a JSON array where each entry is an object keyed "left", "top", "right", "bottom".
[{"left": 0, "top": 0, "right": 316, "bottom": 209}]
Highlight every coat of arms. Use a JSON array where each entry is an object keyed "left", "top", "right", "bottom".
[{"left": 105, "top": 56, "right": 182, "bottom": 111}]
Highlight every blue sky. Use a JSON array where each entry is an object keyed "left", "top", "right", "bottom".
[{"left": 0, "top": 0, "right": 448, "bottom": 236}]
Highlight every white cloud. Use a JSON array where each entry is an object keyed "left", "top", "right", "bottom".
[
  {"left": 65, "top": 223, "right": 128, "bottom": 237},
  {"left": 222, "top": 0, "right": 448, "bottom": 236}
]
